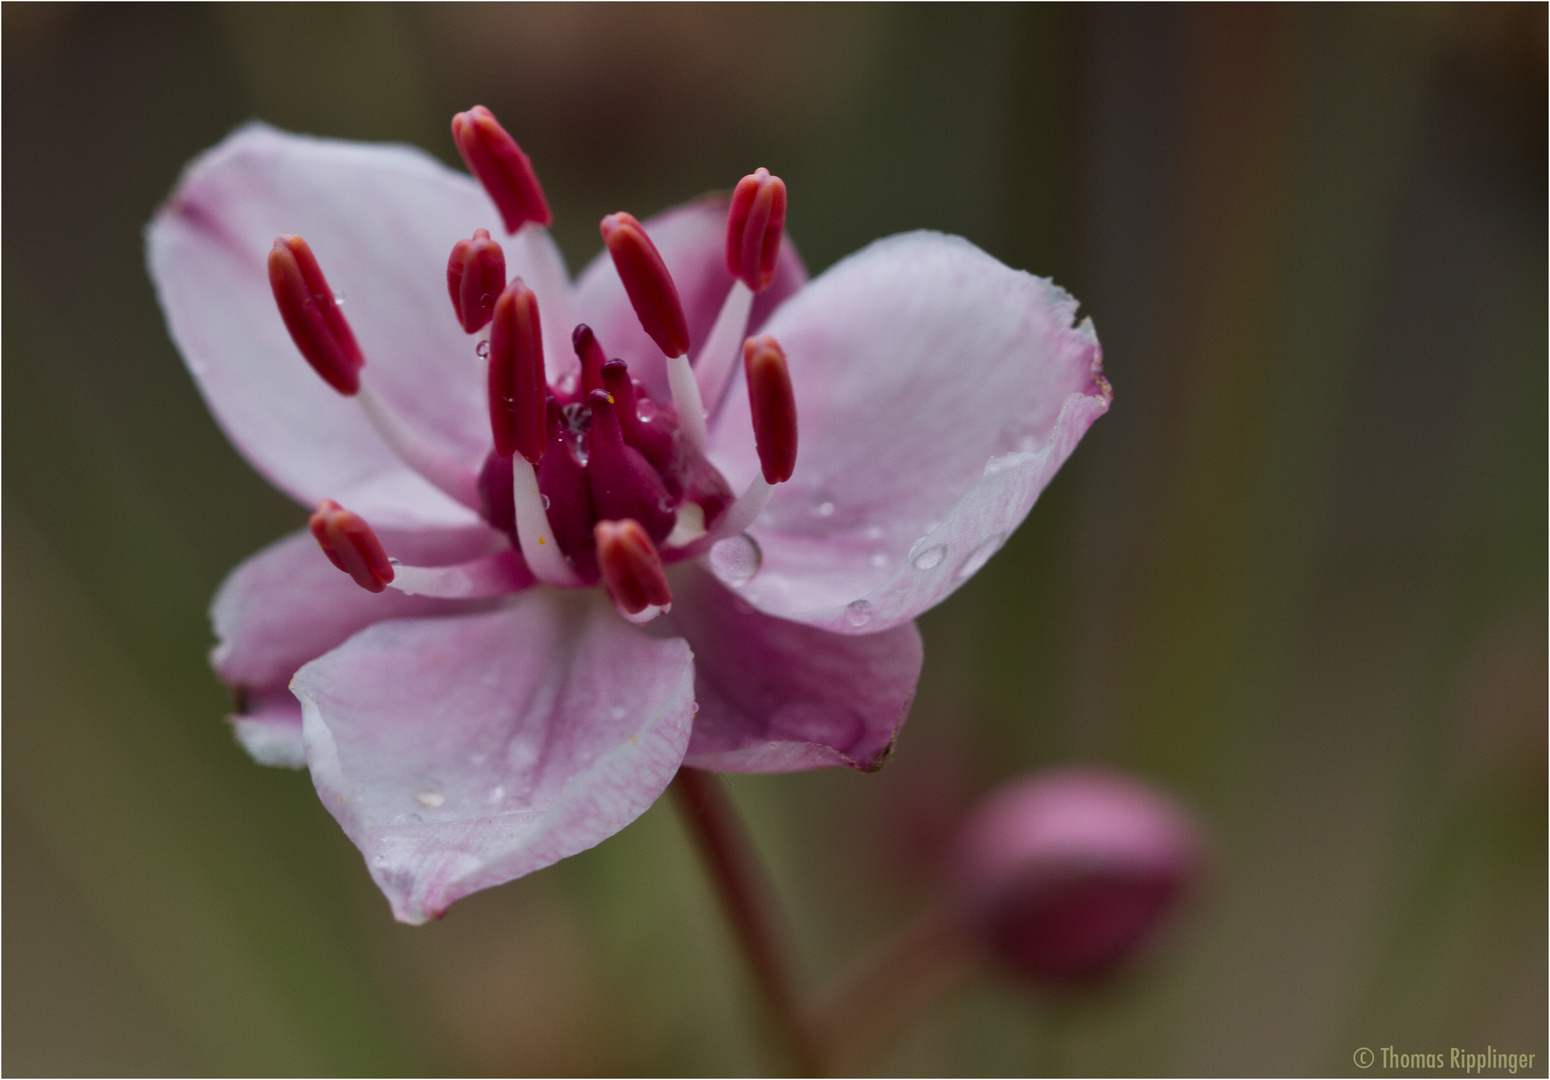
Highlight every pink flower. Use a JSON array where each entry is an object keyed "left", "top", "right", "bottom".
[
  {"left": 948, "top": 769, "right": 1204, "bottom": 984},
  {"left": 146, "top": 115, "right": 1109, "bottom": 924}
]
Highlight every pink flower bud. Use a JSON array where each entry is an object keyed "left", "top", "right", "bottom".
[
  {"left": 308, "top": 499, "right": 394, "bottom": 592},
  {"left": 725, "top": 167, "right": 787, "bottom": 292},
  {"left": 446, "top": 228, "right": 506, "bottom": 334},
  {"left": 488, "top": 278, "right": 546, "bottom": 463},
  {"left": 267, "top": 235, "right": 363, "bottom": 395},
  {"left": 595, "top": 518, "right": 672, "bottom": 615},
  {"left": 451, "top": 105, "right": 552, "bottom": 234},
  {"left": 949, "top": 768, "right": 1203, "bottom": 985},
  {"left": 600, "top": 211, "right": 691, "bottom": 359},
  {"left": 743, "top": 335, "right": 798, "bottom": 484}
]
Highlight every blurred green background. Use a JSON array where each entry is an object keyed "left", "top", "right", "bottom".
[{"left": 4, "top": 3, "right": 1545, "bottom": 1075}]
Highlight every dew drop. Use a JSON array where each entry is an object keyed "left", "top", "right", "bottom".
[
  {"left": 476, "top": 340, "right": 491, "bottom": 360},
  {"left": 486, "top": 784, "right": 506, "bottom": 805},
  {"left": 912, "top": 544, "right": 947, "bottom": 571},
  {"left": 845, "top": 599, "right": 873, "bottom": 627},
  {"left": 609, "top": 704, "right": 627, "bottom": 719},
  {"left": 636, "top": 398, "right": 658, "bottom": 422},
  {"left": 416, "top": 790, "right": 445, "bottom": 808},
  {"left": 816, "top": 501, "right": 836, "bottom": 517},
  {"left": 334, "top": 292, "right": 347, "bottom": 306},
  {"left": 709, "top": 533, "right": 763, "bottom": 584},
  {"left": 956, "top": 533, "right": 1007, "bottom": 579},
  {"left": 869, "top": 552, "right": 889, "bottom": 568},
  {"left": 541, "top": 493, "right": 552, "bottom": 510},
  {"left": 657, "top": 493, "right": 675, "bottom": 513}
]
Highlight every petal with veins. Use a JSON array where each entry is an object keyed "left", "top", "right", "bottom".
[
  {"left": 669, "top": 564, "right": 922, "bottom": 772},
  {"left": 574, "top": 195, "right": 806, "bottom": 404},
  {"left": 706, "top": 231, "right": 1109, "bottom": 633},
  {"left": 147, "top": 124, "right": 569, "bottom": 527},
  {"left": 293, "top": 590, "right": 695, "bottom": 924}
]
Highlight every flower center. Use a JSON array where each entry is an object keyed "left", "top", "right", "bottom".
[{"left": 272, "top": 104, "right": 798, "bottom": 619}]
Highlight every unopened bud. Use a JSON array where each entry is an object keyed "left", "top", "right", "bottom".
[
  {"left": 726, "top": 167, "right": 787, "bottom": 292},
  {"left": 268, "top": 235, "right": 363, "bottom": 395},
  {"left": 488, "top": 279, "right": 547, "bottom": 463},
  {"left": 447, "top": 228, "right": 506, "bottom": 334},
  {"left": 600, "top": 212, "right": 690, "bottom": 359},
  {"left": 595, "top": 518, "right": 672, "bottom": 615},
  {"left": 308, "top": 499, "right": 394, "bottom": 592},
  {"left": 451, "top": 106, "right": 552, "bottom": 233},
  {"left": 743, "top": 335, "right": 798, "bottom": 484},
  {"left": 949, "top": 768, "right": 1203, "bottom": 985}
]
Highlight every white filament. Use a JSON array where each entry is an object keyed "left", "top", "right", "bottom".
[
  {"left": 693, "top": 279, "right": 753, "bottom": 421},
  {"left": 665, "top": 352, "right": 709, "bottom": 455},
  {"left": 356, "top": 383, "right": 482, "bottom": 510},
  {"left": 511, "top": 454, "right": 583, "bottom": 586},
  {"left": 387, "top": 550, "right": 526, "bottom": 598},
  {"left": 701, "top": 473, "right": 773, "bottom": 548},
  {"left": 515, "top": 223, "right": 578, "bottom": 385}
]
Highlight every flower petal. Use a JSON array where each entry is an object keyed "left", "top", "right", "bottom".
[
  {"left": 670, "top": 564, "right": 922, "bottom": 772},
  {"left": 706, "top": 232, "right": 1109, "bottom": 633},
  {"left": 230, "top": 687, "right": 306, "bottom": 769},
  {"left": 148, "top": 124, "right": 571, "bottom": 528},
  {"left": 292, "top": 592, "right": 695, "bottom": 924},
  {"left": 212, "top": 525, "right": 503, "bottom": 705},
  {"left": 573, "top": 195, "right": 806, "bottom": 403}
]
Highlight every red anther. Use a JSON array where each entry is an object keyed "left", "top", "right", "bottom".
[
  {"left": 451, "top": 105, "right": 552, "bottom": 234},
  {"left": 743, "top": 335, "right": 798, "bottom": 483},
  {"left": 267, "top": 235, "right": 363, "bottom": 395},
  {"left": 585, "top": 388, "right": 676, "bottom": 543},
  {"left": 446, "top": 228, "right": 506, "bottom": 334},
  {"left": 725, "top": 167, "right": 787, "bottom": 293},
  {"left": 595, "top": 518, "right": 672, "bottom": 615},
  {"left": 572, "top": 324, "right": 608, "bottom": 399},
  {"left": 308, "top": 499, "right": 394, "bottom": 593},
  {"left": 600, "top": 212, "right": 691, "bottom": 359},
  {"left": 602, "top": 359, "right": 674, "bottom": 473},
  {"left": 488, "top": 278, "right": 547, "bottom": 463}
]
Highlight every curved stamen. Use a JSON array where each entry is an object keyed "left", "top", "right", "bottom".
[
  {"left": 451, "top": 106, "right": 551, "bottom": 234},
  {"left": 309, "top": 499, "right": 394, "bottom": 592},
  {"left": 387, "top": 548, "right": 533, "bottom": 598},
  {"left": 596, "top": 518, "right": 672, "bottom": 618},
  {"left": 271, "top": 234, "right": 481, "bottom": 509},
  {"left": 447, "top": 229, "right": 506, "bottom": 334}
]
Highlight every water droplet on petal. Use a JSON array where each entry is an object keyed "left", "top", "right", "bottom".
[
  {"left": 609, "top": 704, "right": 627, "bottom": 720},
  {"left": 486, "top": 784, "right": 506, "bottom": 805},
  {"left": 845, "top": 599, "right": 873, "bottom": 627},
  {"left": 912, "top": 544, "right": 947, "bottom": 570},
  {"left": 476, "top": 340, "right": 491, "bottom": 360},
  {"left": 416, "top": 790, "right": 445, "bottom": 808},
  {"left": 956, "top": 533, "right": 1007, "bottom": 579},
  {"left": 817, "top": 501, "right": 835, "bottom": 517},
  {"left": 869, "top": 552, "right": 889, "bottom": 568},
  {"left": 710, "top": 533, "right": 763, "bottom": 584}
]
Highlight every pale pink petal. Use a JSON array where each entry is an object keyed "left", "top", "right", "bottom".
[
  {"left": 706, "top": 232, "right": 1109, "bottom": 633},
  {"left": 147, "top": 124, "right": 568, "bottom": 528},
  {"left": 292, "top": 593, "right": 695, "bottom": 923},
  {"left": 670, "top": 565, "right": 922, "bottom": 772},
  {"left": 230, "top": 688, "right": 306, "bottom": 769},
  {"left": 573, "top": 195, "right": 806, "bottom": 402},
  {"left": 211, "top": 525, "right": 504, "bottom": 699}
]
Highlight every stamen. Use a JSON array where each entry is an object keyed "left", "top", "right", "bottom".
[
  {"left": 309, "top": 499, "right": 394, "bottom": 592},
  {"left": 387, "top": 548, "right": 533, "bottom": 598},
  {"left": 268, "top": 235, "right": 363, "bottom": 395},
  {"left": 726, "top": 168, "right": 787, "bottom": 293},
  {"left": 595, "top": 518, "right": 672, "bottom": 617},
  {"left": 602, "top": 359, "right": 673, "bottom": 472},
  {"left": 487, "top": 278, "right": 547, "bottom": 464},
  {"left": 600, "top": 212, "right": 691, "bottom": 360},
  {"left": 511, "top": 453, "right": 583, "bottom": 587},
  {"left": 572, "top": 324, "right": 608, "bottom": 400},
  {"left": 693, "top": 277, "right": 754, "bottom": 420},
  {"left": 356, "top": 385, "right": 483, "bottom": 509},
  {"left": 585, "top": 388, "right": 675, "bottom": 543},
  {"left": 451, "top": 105, "right": 552, "bottom": 234},
  {"left": 743, "top": 334, "right": 798, "bottom": 483},
  {"left": 446, "top": 228, "right": 506, "bottom": 334}
]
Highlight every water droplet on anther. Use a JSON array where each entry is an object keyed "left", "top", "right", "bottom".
[
  {"left": 957, "top": 533, "right": 1006, "bottom": 579},
  {"left": 845, "top": 599, "right": 873, "bottom": 627},
  {"left": 912, "top": 544, "right": 947, "bottom": 570},
  {"left": 710, "top": 533, "right": 762, "bottom": 584}
]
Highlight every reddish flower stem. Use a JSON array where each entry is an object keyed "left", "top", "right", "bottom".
[{"left": 669, "top": 767, "right": 821, "bottom": 1076}]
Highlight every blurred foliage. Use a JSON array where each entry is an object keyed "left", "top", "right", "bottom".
[{"left": 3, "top": 4, "right": 1544, "bottom": 1075}]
